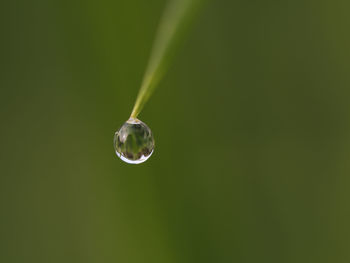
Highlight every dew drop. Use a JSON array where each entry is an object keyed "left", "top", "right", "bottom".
[{"left": 114, "top": 118, "right": 155, "bottom": 164}]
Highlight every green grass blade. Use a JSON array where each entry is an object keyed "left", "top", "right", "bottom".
[{"left": 130, "top": 0, "right": 203, "bottom": 118}]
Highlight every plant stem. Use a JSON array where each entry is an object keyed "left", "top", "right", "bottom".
[{"left": 130, "top": 0, "right": 203, "bottom": 119}]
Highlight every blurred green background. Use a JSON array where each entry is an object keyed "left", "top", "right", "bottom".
[{"left": 1, "top": 0, "right": 350, "bottom": 262}]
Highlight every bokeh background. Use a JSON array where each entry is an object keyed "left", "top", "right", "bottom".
[{"left": 1, "top": 0, "right": 350, "bottom": 262}]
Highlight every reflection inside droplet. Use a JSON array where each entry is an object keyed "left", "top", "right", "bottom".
[{"left": 114, "top": 118, "right": 155, "bottom": 164}]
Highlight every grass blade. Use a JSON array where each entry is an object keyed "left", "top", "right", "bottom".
[{"left": 130, "top": 0, "right": 203, "bottom": 118}]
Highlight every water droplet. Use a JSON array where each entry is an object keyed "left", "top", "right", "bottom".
[{"left": 114, "top": 118, "right": 155, "bottom": 164}]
